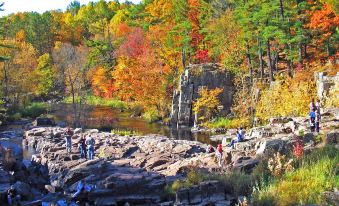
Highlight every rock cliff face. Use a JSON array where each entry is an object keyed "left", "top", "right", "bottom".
[
  {"left": 170, "top": 64, "right": 234, "bottom": 127},
  {"left": 315, "top": 72, "right": 339, "bottom": 100}
]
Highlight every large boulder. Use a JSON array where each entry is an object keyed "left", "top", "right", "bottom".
[
  {"left": 256, "top": 138, "right": 289, "bottom": 155},
  {"left": 232, "top": 157, "right": 259, "bottom": 173}
]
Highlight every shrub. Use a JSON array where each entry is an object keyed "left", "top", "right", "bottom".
[
  {"left": 256, "top": 76, "right": 316, "bottom": 122},
  {"left": 252, "top": 146, "right": 339, "bottom": 205},
  {"left": 206, "top": 117, "right": 250, "bottom": 129},
  {"left": 21, "top": 102, "right": 50, "bottom": 118},
  {"left": 64, "top": 95, "right": 126, "bottom": 110},
  {"left": 142, "top": 108, "right": 160, "bottom": 123},
  {"left": 7, "top": 113, "right": 22, "bottom": 122},
  {"left": 292, "top": 139, "right": 304, "bottom": 159},
  {"left": 193, "top": 87, "right": 223, "bottom": 123},
  {"left": 267, "top": 153, "right": 294, "bottom": 177},
  {"left": 206, "top": 172, "right": 254, "bottom": 197}
]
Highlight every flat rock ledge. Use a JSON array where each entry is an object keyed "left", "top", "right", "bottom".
[{"left": 24, "top": 127, "right": 229, "bottom": 205}]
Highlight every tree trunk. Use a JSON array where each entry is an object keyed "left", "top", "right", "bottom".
[
  {"left": 326, "top": 40, "right": 330, "bottom": 57},
  {"left": 181, "top": 49, "right": 186, "bottom": 69},
  {"left": 70, "top": 83, "right": 77, "bottom": 128},
  {"left": 258, "top": 38, "right": 264, "bottom": 79},
  {"left": 246, "top": 43, "right": 253, "bottom": 85},
  {"left": 3, "top": 62, "right": 8, "bottom": 99},
  {"left": 279, "top": 0, "right": 284, "bottom": 20},
  {"left": 266, "top": 40, "right": 274, "bottom": 82},
  {"left": 298, "top": 42, "right": 303, "bottom": 64}
]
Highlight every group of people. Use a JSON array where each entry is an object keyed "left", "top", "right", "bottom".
[
  {"left": 309, "top": 99, "right": 321, "bottom": 133},
  {"left": 206, "top": 127, "right": 245, "bottom": 167},
  {"left": 64, "top": 127, "right": 96, "bottom": 160}
]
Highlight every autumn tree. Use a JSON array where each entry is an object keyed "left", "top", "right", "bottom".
[
  {"left": 52, "top": 42, "right": 89, "bottom": 126},
  {"left": 193, "top": 87, "right": 223, "bottom": 123},
  {"left": 35, "top": 53, "right": 56, "bottom": 97}
]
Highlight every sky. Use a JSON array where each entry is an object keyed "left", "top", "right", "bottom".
[{"left": 0, "top": 0, "right": 140, "bottom": 17}]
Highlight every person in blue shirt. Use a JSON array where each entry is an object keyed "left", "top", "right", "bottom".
[
  {"left": 309, "top": 110, "right": 316, "bottom": 132},
  {"left": 229, "top": 128, "right": 244, "bottom": 148},
  {"left": 72, "top": 179, "right": 95, "bottom": 199}
]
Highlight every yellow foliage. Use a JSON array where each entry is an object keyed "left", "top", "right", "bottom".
[
  {"left": 256, "top": 76, "right": 316, "bottom": 122},
  {"left": 193, "top": 87, "right": 223, "bottom": 122}
]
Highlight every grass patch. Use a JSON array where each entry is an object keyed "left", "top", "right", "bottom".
[
  {"left": 252, "top": 146, "right": 339, "bottom": 205},
  {"left": 64, "top": 95, "right": 127, "bottom": 110},
  {"left": 167, "top": 170, "right": 253, "bottom": 197},
  {"left": 111, "top": 129, "right": 141, "bottom": 136},
  {"left": 205, "top": 117, "right": 250, "bottom": 129},
  {"left": 20, "top": 102, "right": 50, "bottom": 118},
  {"left": 7, "top": 113, "right": 22, "bottom": 122},
  {"left": 142, "top": 108, "right": 161, "bottom": 123}
]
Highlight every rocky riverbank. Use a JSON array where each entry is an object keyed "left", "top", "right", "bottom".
[{"left": 0, "top": 107, "right": 337, "bottom": 205}]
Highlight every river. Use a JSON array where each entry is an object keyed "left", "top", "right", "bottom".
[
  {"left": 0, "top": 104, "right": 215, "bottom": 161},
  {"left": 51, "top": 103, "right": 213, "bottom": 144}
]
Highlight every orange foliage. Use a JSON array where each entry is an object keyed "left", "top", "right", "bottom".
[
  {"left": 308, "top": 3, "right": 339, "bottom": 41},
  {"left": 90, "top": 67, "right": 116, "bottom": 98},
  {"left": 113, "top": 31, "right": 174, "bottom": 110}
]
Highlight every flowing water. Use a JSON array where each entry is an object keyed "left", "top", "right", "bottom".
[
  {"left": 0, "top": 103, "right": 216, "bottom": 161},
  {"left": 51, "top": 103, "right": 213, "bottom": 144}
]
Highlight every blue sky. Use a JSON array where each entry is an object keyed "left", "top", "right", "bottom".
[{"left": 0, "top": 0, "right": 141, "bottom": 17}]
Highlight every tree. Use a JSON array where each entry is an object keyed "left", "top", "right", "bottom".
[
  {"left": 52, "top": 42, "right": 89, "bottom": 126},
  {"left": 67, "top": 1, "right": 81, "bottom": 15},
  {"left": 0, "top": 40, "right": 38, "bottom": 106},
  {"left": 35, "top": 53, "right": 56, "bottom": 96},
  {"left": 193, "top": 87, "right": 223, "bottom": 123}
]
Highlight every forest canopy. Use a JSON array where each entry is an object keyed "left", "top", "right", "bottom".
[{"left": 0, "top": 0, "right": 338, "bottom": 124}]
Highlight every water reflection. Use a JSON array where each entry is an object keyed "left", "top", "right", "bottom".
[{"left": 51, "top": 104, "right": 213, "bottom": 144}]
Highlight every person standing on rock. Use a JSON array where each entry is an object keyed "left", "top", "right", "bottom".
[
  {"left": 309, "top": 110, "right": 316, "bottom": 132},
  {"left": 78, "top": 134, "right": 87, "bottom": 159},
  {"left": 86, "top": 135, "right": 95, "bottom": 160},
  {"left": 315, "top": 110, "right": 321, "bottom": 133},
  {"left": 216, "top": 144, "right": 223, "bottom": 167},
  {"left": 65, "top": 127, "right": 73, "bottom": 153}
]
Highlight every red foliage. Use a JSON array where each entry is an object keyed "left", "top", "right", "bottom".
[
  {"left": 118, "top": 27, "right": 147, "bottom": 58},
  {"left": 293, "top": 139, "right": 304, "bottom": 159},
  {"left": 194, "top": 49, "right": 210, "bottom": 63}
]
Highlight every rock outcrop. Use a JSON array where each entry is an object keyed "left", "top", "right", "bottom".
[
  {"left": 24, "top": 127, "right": 223, "bottom": 205},
  {"left": 170, "top": 64, "right": 234, "bottom": 127},
  {"left": 315, "top": 72, "right": 339, "bottom": 100}
]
